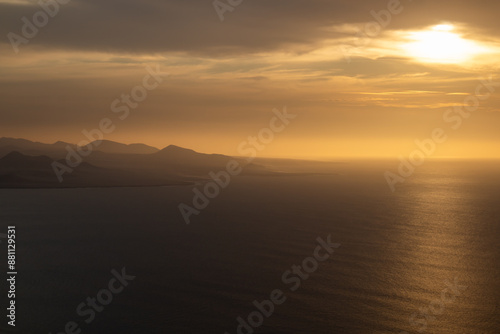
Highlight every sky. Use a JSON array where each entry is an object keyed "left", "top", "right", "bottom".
[{"left": 1, "top": 0, "right": 500, "bottom": 159}]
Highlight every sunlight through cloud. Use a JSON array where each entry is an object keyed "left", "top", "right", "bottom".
[{"left": 401, "top": 24, "right": 489, "bottom": 64}]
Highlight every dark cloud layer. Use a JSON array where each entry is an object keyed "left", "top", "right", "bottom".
[{"left": 1, "top": 0, "right": 499, "bottom": 55}]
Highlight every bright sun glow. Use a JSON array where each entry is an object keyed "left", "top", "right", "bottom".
[{"left": 403, "top": 24, "right": 484, "bottom": 64}]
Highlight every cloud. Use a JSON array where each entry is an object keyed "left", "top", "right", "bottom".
[{"left": 1, "top": 0, "right": 499, "bottom": 56}]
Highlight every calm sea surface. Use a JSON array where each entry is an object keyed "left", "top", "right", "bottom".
[{"left": 0, "top": 160, "right": 498, "bottom": 333}]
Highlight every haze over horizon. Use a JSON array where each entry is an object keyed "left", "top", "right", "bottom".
[
  {"left": 1, "top": 0, "right": 500, "bottom": 159},
  {"left": 3, "top": 136, "right": 500, "bottom": 162}
]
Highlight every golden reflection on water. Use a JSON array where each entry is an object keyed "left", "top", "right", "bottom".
[{"left": 392, "top": 163, "right": 489, "bottom": 333}]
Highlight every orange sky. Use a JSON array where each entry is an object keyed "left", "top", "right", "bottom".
[{"left": 1, "top": 0, "right": 500, "bottom": 159}]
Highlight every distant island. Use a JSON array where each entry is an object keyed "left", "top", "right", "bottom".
[{"left": 0, "top": 138, "right": 272, "bottom": 188}]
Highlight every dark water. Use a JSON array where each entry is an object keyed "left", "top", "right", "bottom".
[{"left": 0, "top": 160, "right": 499, "bottom": 333}]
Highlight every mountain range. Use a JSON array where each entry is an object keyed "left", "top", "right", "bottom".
[
  {"left": 0, "top": 137, "right": 159, "bottom": 157},
  {"left": 0, "top": 138, "right": 272, "bottom": 188}
]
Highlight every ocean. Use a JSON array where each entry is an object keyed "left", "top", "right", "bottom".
[{"left": 0, "top": 160, "right": 498, "bottom": 333}]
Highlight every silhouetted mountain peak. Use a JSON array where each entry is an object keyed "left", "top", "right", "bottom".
[
  {"left": 2, "top": 151, "right": 24, "bottom": 159},
  {"left": 160, "top": 145, "right": 197, "bottom": 155},
  {"left": 53, "top": 141, "right": 71, "bottom": 146},
  {"left": 87, "top": 140, "right": 159, "bottom": 154},
  {"left": 0, "top": 137, "right": 35, "bottom": 146},
  {"left": 0, "top": 138, "right": 73, "bottom": 159}
]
